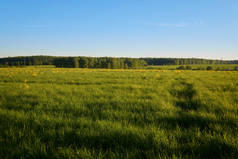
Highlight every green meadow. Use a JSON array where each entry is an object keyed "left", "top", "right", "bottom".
[{"left": 0, "top": 68, "right": 238, "bottom": 159}]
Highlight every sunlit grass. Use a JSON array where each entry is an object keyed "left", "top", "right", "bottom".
[{"left": 0, "top": 68, "right": 237, "bottom": 159}]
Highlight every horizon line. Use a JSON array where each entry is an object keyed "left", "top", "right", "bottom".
[{"left": 0, "top": 55, "right": 237, "bottom": 61}]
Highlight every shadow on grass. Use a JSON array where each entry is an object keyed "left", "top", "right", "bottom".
[
  {"left": 49, "top": 128, "right": 238, "bottom": 159},
  {"left": 36, "top": 120, "right": 238, "bottom": 159},
  {"left": 172, "top": 136, "right": 238, "bottom": 159},
  {"left": 1, "top": 106, "right": 238, "bottom": 159},
  {"left": 190, "top": 139, "right": 238, "bottom": 159},
  {"left": 170, "top": 81, "right": 202, "bottom": 111},
  {"left": 157, "top": 112, "right": 238, "bottom": 132},
  {"left": 164, "top": 79, "right": 238, "bottom": 158},
  {"left": 58, "top": 130, "right": 156, "bottom": 151}
]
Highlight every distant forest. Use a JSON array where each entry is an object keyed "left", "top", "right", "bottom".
[{"left": 0, "top": 56, "right": 237, "bottom": 68}]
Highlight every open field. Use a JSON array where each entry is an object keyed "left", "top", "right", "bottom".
[{"left": 0, "top": 68, "right": 238, "bottom": 159}]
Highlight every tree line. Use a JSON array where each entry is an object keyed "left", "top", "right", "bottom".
[
  {"left": 0, "top": 56, "right": 146, "bottom": 69},
  {"left": 141, "top": 58, "right": 238, "bottom": 65},
  {"left": 0, "top": 56, "right": 237, "bottom": 68},
  {"left": 53, "top": 57, "right": 146, "bottom": 69}
]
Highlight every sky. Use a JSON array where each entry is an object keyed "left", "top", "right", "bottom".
[{"left": 0, "top": 0, "right": 238, "bottom": 60}]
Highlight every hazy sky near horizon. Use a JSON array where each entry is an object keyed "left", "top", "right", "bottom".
[{"left": 0, "top": 0, "right": 238, "bottom": 59}]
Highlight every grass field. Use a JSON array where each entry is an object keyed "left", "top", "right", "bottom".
[{"left": 0, "top": 68, "right": 238, "bottom": 159}]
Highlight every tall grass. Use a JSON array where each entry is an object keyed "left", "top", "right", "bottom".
[{"left": 0, "top": 68, "right": 237, "bottom": 159}]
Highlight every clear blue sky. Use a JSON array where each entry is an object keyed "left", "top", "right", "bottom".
[{"left": 0, "top": 0, "right": 237, "bottom": 59}]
